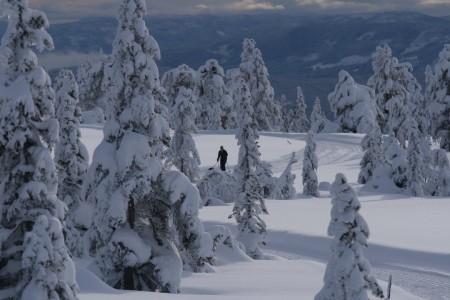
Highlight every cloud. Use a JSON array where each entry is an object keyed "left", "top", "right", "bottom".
[
  {"left": 225, "top": 0, "right": 285, "bottom": 11},
  {"left": 26, "top": 0, "right": 450, "bottom": 21}
]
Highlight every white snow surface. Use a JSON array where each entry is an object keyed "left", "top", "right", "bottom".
[{"left": 78, "top": 126, "right": 450, "bottom": 299}]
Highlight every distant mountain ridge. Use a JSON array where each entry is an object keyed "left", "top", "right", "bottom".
[{"left": 1, "top": 11, "right": 450, "bottom": 116}]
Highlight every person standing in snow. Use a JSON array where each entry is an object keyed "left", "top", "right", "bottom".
[{"left": 217, "top": 146, "right": 228, "bottom": 171}]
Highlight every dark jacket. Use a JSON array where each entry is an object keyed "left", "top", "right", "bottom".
[{"left": 217, "top": 149, "right": 228, "bottom": 162}]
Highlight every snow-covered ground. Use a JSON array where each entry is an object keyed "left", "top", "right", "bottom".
[{"left": 78, "top": 126, "right": 450, "bottom": 300}]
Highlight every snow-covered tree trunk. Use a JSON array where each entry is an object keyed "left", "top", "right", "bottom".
[
  {"left": 231, "top": 79, "right": 268, "bottom": 259},
  {"left": 0, "top": 1, "right": 78, "bottom": 298},
  {"left": 315, "top": 174, "right": 384, "bottom": 300},
  {"left": 54, "top": 69, "right": 90, "bottom": 257}
]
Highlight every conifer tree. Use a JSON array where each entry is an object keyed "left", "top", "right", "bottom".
[
  {"left": 231, "top": 79, "right": 268, "bottom": 259},
  {"left": 54, "top": 69, "right": 90, "bottom": 257},
  {"left": 77, "top": 51, "right": 110, "bottom": 113},
  {"left": 0, "top": 1, "right": 78, "bottom": 298},
  {"left": 358, "top": 127, "right": 384, "bottom": 184},
  {"left": 273, "top": 152, "right": 298, "bottom": 199},
  {"left": 328, "top": 70, "right": 378, "bottom": 133},
  {"left": 383, "top": 135, "right": 407, "bottom": 188},
  {"left": 368, "top": 44, "right": 402, "bottom": 134},
  {"left": 197, "top": 59, "right": 230, "bottom": 130},
  {"left": 255, "top": 161, "right": 276, "bottom": 198},
  {"left": 83, "top": 0, "right": 211, "bottom": 292},
  {"left": 166, "top": 87, "right": 201, "bottom": 182},
  {"left": 428, "top": 149, "right": 450, "bottom": 196},
  {"left": 239, "top": 38, "right": 278, "bottom": 131},
  {"left": 279, "top": 94, "right": 291, "bottom": 132},
  {"left": 310, "top": 97, "right": 326, "bottom": 133},
  {"left": 405, "top": 119, "right": 425, "bottom": 196},
  {"left": 315, "top": 174, "right": 384, "bottom": 300},
  {"left": 302, "top": 132, "right": 319, "bottom": 197},
  {"left": 290, "top": 87, "right": 309, "bottom": 132},
  {"left": 161, "top": 64, "right": 199, "bottom": 127},
  {"left": 427, "top": 44, "right": 450, "bottom": 150}
]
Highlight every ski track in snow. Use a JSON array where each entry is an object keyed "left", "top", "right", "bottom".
[
  {"left": 264, "top": 239, "right": 450, "bottom": 300},
  {"left": 261, "top": 133, "right": 450, "bottom": 300}
]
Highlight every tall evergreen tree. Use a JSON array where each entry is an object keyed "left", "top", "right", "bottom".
[
  {"left": 166, "top": 87, "right": 201, "bottom": 182},
  {"left": 368, "top": 44, "right": 402, "bottom": 134},
  {"left": 77, "top": 51, "right": 110, "bottom": 113},
  {"left": 290, "top": 87, "right": 309, "bottom": 132},
  {"left": 358, "top": 127, "right": 384, "bottom": 184},
  {"left": 239, "top": 38, "right": 278, "bottom": 131},
  {"left": 328, "top": 70, "right": 378, "bottom": 134},
  {"left": 383, "top": 135, "right": 407, "bottom": 188},
  {"left": 427, "top": 44, "right": 450, "bottom": 150},
  {"left": 427, "top": 149, "right": 450, "bottom": 196},
  {"left": 302, "top": 132, "right": 319, "bottom": 197},
  {"left": 231, "top": 79, "right": 268, "bottom": 259},
  {"left": 273, "top": 152, "right": 298, "bottom": 199},
  {"left": 54, "top": 69, "right": 90, "bottom": 257},
  {"left": 161, "top": 64, "right": 198, "bottom": 127},
  {"left": 279, "top": 94, "right": 291, "bottom": 132},
  {"left": 405, "top": 119, "right": 425, "bottom": 197},
  {"left": 0, "top": 1, "right": 78, "bottom": 298},
  {"left": 310, "top": 97, "right": 326, "bottom": 133},
  {"left": 197, "top": 59, "right": 230, "bottom": 130},
  {"left": 315, "top": 174, "right": 384, "bottom": 300},
  {"left": 83, "top": 0, "right": 211, "bottom": 292}
]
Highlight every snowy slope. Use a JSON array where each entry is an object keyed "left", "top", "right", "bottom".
[{"left": 78, "top": 126, "right": 450, "bottom": 300}]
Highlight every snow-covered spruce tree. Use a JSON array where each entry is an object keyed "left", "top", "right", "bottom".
[
  {"left": 302, "top": 132, "right": 319, "bottom": 197},
  {"left": 166, "top": 87, "right": 201, "bottom": 182},
  {"left": 161, "top": 64, "right": 199, "bottom": 127},
  {"left": 315, "top": 173, "right": 384, "bottom": 300},
  {"left": 290, "top": 87, "right": 309, "bottom": 133},
  {"left": 427, "top": 44, "right": 450, "bottom": 150},
  {"left": 399, "top": 62, "right": 428, "bottom": 137},
  {"left": 83, "top": 0, "right": 211, "bottom": 292},
  {"left": 231, "top": 79, "right": 268, "bottom": 259},
  {"left": 54, "top": 69, "right": 90, "bottom": 257},
  {"left": 358, "top": 127, "right": 384, "bottom": 184},
  {"left": 239, "top": 38, "right": 278, "bottom": 131},
  {"left": 0, "top": 1, "right": 79, "bottom": 298},
  {"left": 405, "top": 119, "right": 425, "bottom": 197},
  {"left": 328, "top": 70, "right": 379, "bottom": 133},
  {"left": 310, "top": 96, "right": 326, "bottom": 133},
  {"left": 279, "top": 94, "right": 291, "bottom": 132},
  {"left": 272, "top": 152, "right": 298, "bottom": 199},
  {"left": 197, "top": 59, "right": 232, "bottom": 130},
  {"left": 161, "top": 63, "right": 198, "bottom": 107},
  {"left": 383, "top": 135, "right": 407, "bottom": 188},
  {"left": 255, "top": 160, "right": 276, "bottom": 198},
  {"left": 77, "top": 51, "right": 110, "bottom": 112},
  {"left": 427, "top": 149, "right": 450, "bottom": 196},
  {"left": 367, "top": 44, "right": 403, "bottom": 134}
]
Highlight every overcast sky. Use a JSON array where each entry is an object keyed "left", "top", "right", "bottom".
[{"left": 28, "top": 0, "right": 450, "bottom": 22}]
